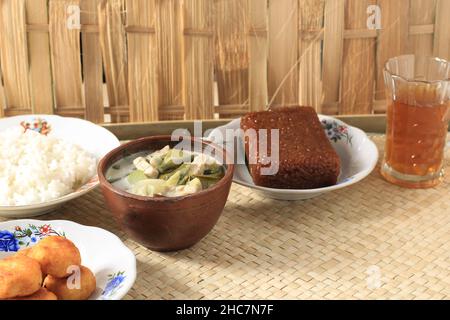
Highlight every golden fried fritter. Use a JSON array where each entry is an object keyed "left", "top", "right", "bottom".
[
  {"left": 0, "top": 255, "right": 43, "bottom": 299},
  {"left": 15, "top": 247, "right": 32, "bottom": 257},
  {"left": 28, "top": 236, "right": 81, "bottom": 278},
  {"left": 44, "top": 265, "right": 96, "bottom": 300},
  {"left": 11, "top": 287, "right": 57, "bottom": 300}
]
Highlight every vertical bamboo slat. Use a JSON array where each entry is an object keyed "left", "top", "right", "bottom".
[
  {"left": 268, "top": 0, "right": 299, "bottom": 107},
  {"left": 81, "top": 0, "right": 104, "bottom": 123},
  {"left": 26, "top": 0, "right": 54, "bottom": 115},
  {"left": 182, "top": 0, "right": 214, "bottom": 120},
  {"left": 0, "top": 0, "right": 32, "bottom": 114},
  {"left": 322, "top": 0, "right": 344, "bottom": 115},
  {"left": 156, "top": 0, "right": 183, "bottom": 121},
  {"left": 98, "top": 0, "right": 128, "bottom": 122},
  {"left": 214, "top": 0, "right": 249, "bottom": 118},
  {"left": 375, "top": 0, "right": 409, "bottom": 103},
  {"left": 0, "top": 77, "right": 5, "bottom": 117},
  {"left": 126, "top": 0, "right": 159, "bottom": 122},
  {"left": 0, "top": 1, "right": 4, "bottom": 118},
  {"left": 298, "top": 0, "right": 324, "bottom": 112},
  {"left": 340, "top": 0, "right": 376, "bottom": 115},
  {"left": 248, "top": 0, "right": 268, "bottom": 112},
  {"left": 0, "top": 21, "right": 4, "bottom": 117},
  {"left": 434, "top": 0, "right": 450, "bottom": 61},
  {"left": 408, "top": 0, "right": 436, "bottom": 57},
  {"left": 49, "top": 0, "right": 83, "bottom": 117}
]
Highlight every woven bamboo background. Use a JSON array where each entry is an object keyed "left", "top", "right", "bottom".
[
  {"left": 0, "top": 0, "right": 449, "bottom": 122},
  {"left": 1, "top": 134, "right": 448, "bottom": 299}
]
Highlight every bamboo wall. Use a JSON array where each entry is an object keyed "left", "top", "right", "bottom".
[{"left": 0, "top": 0, "right": 449, "bottom": 123}]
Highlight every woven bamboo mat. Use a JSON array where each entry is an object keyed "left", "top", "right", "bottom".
[{"left": 2, "top": 134, "right": 450, "bottom": 300}]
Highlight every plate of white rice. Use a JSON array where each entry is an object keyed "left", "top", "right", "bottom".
[{"left": 0, "top": 115, "right": 120, "bottom": 218}]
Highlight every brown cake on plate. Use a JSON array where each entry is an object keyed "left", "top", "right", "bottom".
[{"left": 240, "top": 106, "right": 341, "bottom": 189}]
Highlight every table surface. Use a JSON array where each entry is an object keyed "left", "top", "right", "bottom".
[{"left": 1, "top": 134, "right": 449, "bottom": 300}]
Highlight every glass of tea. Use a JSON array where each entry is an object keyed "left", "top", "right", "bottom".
[{"left": 382, "top": 55, "right": 450, "bottom": 188}]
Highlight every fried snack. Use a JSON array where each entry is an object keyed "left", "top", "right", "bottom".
[
  {"left": 0, "top": 255, "right": 43, "bottom": 299},
  {"left": 44, "top": 265, "right": 96, "bottom": 300},
  {"left": 28, "top": 236, "right": 81, "bottom": 278},
  {"left": 241, "top": 106, "right": 341, "bottom": 189},
  {"left": 15, "top": 247, "right": 32, "bottom": 257},
  {"left": 11, "top": 288, "right": 57, "bottom": 300}
]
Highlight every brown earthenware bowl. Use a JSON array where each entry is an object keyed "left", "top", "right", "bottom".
[{"left": 98, "top": 136, "right": 234, "bottom": 252}]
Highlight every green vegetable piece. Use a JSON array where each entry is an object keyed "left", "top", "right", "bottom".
[
  {"left": 194, "top": 167, "right": 225, "bottom": 181},
  {"left": 130, "top": 179, "right": 167, "bottom": 196},
  {"left": 158, "top": 149, "right": 195, "bottom": 173},
  {"left": 160, "top": 163, "right": 190, "bottom": 182},
  {"left": 131, "top": 183, "right": 148, "bottom": 196},
  {"left": 150, "top": 183, "right": 167, "bottom": 195},
  {"left": 158, "top": 149, "right": 182, "bottom": 173},
  {"left": 179, "top": 174, "right": 191, "bottom": 185},
  {"left": 165, "top": 171, "right": 181, "bottom": 187},
  {"left": 158, "top": 171, "right": 172, "bottom": 181},
  {"left": 178, "top": 164, "right": 192, "bottom": 185},
  {"left": 187, "top": 177, "right": 202, "bottom": 191},
  {"left": 127, "top": 170, "right": 147, "bottom": 184},
  {"left": 194, "top": 173, "right": 223, "bottom": 180},
  {"left": 196, "top": 177, "right": 220, "bottom": 189},
  {"left": 146, "top": 185, "right": 156, "bottom": 197},
  {"left": 203, "top": 163, "right": 222, "bottom": 174}
]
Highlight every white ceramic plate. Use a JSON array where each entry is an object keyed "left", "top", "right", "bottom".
[
  {"left": 0, "top": 219, "right": 136, "bottom": 300},
  {"left": 0, "top": 115, "right": 120, "bottom": 218},
  {"left": 207, "top": 115, "right": 379, "bottom": 201}
]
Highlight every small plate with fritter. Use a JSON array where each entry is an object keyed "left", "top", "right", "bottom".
[
  {"left": 207, "top": 109, "right": 378, "bottom": 201},
  {"left": 0, "top": 220, "right": 136, "bottom": 300}
]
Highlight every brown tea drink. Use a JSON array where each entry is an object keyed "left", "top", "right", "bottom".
[{"left": 382, "top": 56, "right": 450, "bottom": 188}]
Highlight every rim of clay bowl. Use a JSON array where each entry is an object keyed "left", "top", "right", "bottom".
[{"left": 98, "top": 135, "right": 235, "bottom": 203}]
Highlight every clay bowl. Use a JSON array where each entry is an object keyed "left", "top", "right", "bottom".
[{"left": 98, "top": 136, "right": 234, "bottom": 252}]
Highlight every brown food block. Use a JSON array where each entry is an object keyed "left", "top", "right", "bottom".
[{"left": 240, "top": 106, "right": 341, "bottom": 189}]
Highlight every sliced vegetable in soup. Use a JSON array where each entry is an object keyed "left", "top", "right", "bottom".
[{"left": 106, "top": 146, "right": 225, "bottom": 197}]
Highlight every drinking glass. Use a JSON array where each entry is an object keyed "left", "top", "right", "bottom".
[{"left": 382, "top": 55, "right": 450, "bottom": 188}]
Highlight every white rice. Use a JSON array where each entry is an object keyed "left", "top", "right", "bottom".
[{"left": 0, "top": 127, "right": 97, "bottom": 206}]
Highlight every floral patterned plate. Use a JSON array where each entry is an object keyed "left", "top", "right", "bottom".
[
  {"left": 0, "top": 115, "right": 120, "bottom": 218},
  {"left": 206, "top": 115, "right": 379, "bottom": 201},
  {"left": 0, "top": 219, "right": 136, "bottom": 300}
]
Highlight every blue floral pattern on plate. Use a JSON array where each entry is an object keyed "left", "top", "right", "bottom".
[
  {"left": 322, "top": 120, "right": 353, "bottom": 146},
  {"left": 0, "top": 230, "right": 20, "bottom": 252},
  {"left": 0, "top": 224, "right": 65, "bottom": 252},
  {"left": 101, "top": 271, "right": 126, "bottom": 299}
]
